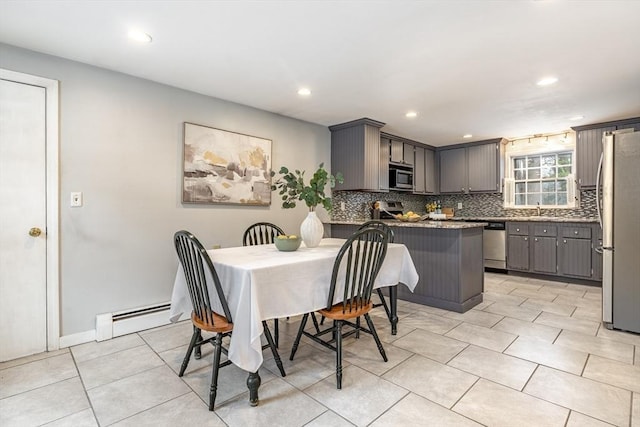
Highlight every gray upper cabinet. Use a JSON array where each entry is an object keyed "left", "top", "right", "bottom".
[
  {"left": 412, "top": 145, "right": 437, "bottom": 195},
  {"left": 330, "top": 118, "right": 387, "bottom": 192},
  {"left": 572, "top": 117, "right": 640, "bottom": 189},
  {"left": 575, "top": 126, "right": 615, "bottom": 188},
  {"left": 439, "top": 148, "right": 467, "bottom": 193},
  {"left": 439, "top": 141, "right": 502, "bottom": 194},
  {"left": 390, "top": 139, "right": 414, "bottom": 165},
  {"left": 390, "top": 139, "right": 404, "bottom": 163},
  {"left": 424, "top": 148, "right": 436, "bottom": 193},
  {"left": 403, "top": 143, "right": 414, "bottom": 165},
  {"left": 379, "top": 137, "right": 390, "bottom": 191},
  {"left": 414, "top": 146, "right": 426, "bottom": 193},
  {"left": 468, "top": 143, "right": 500, "bottom": 192}
]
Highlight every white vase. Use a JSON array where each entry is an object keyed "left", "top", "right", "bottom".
[{"left": 300, "top": 211, "right": 324, "bottom": 248}]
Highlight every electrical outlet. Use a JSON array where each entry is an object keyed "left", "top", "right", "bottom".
[
  {"left": 70, "top": 192, "right": 83, "bottom": 207},
  {"left": 457, "top": 202, "right": 463, "bottom": 209}
]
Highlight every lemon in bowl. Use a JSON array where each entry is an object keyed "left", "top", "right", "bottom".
[{"left": 274, "top": 234, "right": 302, "bottom": 251}]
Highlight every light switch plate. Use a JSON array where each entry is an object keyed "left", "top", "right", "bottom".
[{"left": 70, "top": 192, "right": 83, "bottom": 207}]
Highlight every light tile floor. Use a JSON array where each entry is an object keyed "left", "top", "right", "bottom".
[{"left": 1, "top": 273, "right": 639, "bottom": 427}]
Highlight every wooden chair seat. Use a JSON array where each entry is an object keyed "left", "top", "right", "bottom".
[
  {"left": 318, "top": 302, "right": 373, "bottom": 321},
  {"left": 191, "top": 311, "right": 233, "bottom": 334}
]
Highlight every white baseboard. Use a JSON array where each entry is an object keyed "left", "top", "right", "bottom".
[{"left": 59, "top": 329, "right": 96, "bottom": 348}]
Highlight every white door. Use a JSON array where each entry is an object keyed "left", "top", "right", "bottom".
[{"left": 0, "top": 71, "right": 59, "bottom": 361}]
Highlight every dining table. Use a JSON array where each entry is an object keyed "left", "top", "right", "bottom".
[{"left": 169, "top": 237, "right": 419, "bottom": 406}]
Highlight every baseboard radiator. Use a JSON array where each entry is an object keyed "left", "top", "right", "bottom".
[{"left": 95, "top": 302, "right": 172, "bottom": 341}]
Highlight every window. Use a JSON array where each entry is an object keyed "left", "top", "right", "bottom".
[{"left": 512, "top": 152, "right": 573, "bottom": 206}]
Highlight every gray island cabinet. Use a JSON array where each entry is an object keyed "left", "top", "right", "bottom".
[{"left": 330, "top": 221, "right": 486, "bottom": 313}]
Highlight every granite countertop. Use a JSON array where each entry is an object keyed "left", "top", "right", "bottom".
[
  {"left": 327, "top": 220, "right": 488, "bottom": 229},
  {"left": 328, "top": 216, "right": 599, "bottom": 226},
  {"left": 449, "top": 216, "right": 599, "bottom": 223}
]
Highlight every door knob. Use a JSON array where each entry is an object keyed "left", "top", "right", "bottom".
[{"left": 29, "top": 227, "right": 42, "bottom": 237}]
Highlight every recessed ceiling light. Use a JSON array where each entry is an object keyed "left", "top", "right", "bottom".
[
  {"left": 569, "top": 115, "right": 584, "bottom": 121},
  {"left": 537, "top": 76, "right": 558, "bottom": 86},
  {"left": 405, "top": 111, "right": 417, "bottom": 118},
  {"left": 297, "top": 88, "right": 311, "bottom": 96},
  {"left": 128, "top": 29, "right": 152, "bottom": 43},
  {"left": 463, "top": 134, "right": 473, "bottom": 139}
]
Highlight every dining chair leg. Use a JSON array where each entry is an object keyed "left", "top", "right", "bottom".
[
  {"left": 310, "top": 312, "right": 321, "bottom": 334},
  {"left": 209, "top": 333, "right": 223, "bottom": 411},
  {"left": 194, "top": 329, "right": 204, "bottom": 359},
  {"left": 335, "top": 319, "right": 343, "bottom": 389},
  {"left": 364, "top": 313, "right": 388, "bottom": 362},
  {"left": 376, "top": 288, "right": 392, "bottom": 321},
  {"left": 289, "top": 313, "right": 309, "bottom": 361},
  {"left": 274, "top": 319, "right": 279, "bottom": 348},
  {"left": 179, "top": 326, "right": 200, "bottom": 377},
  {"left": 261, "top": 321, "right": 286, "bottom": 377}
]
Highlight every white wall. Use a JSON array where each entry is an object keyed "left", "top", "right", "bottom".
[{"left": 0, "top": 43, "right": 331, "bottom": 335}]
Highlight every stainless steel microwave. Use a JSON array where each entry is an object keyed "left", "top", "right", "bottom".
[{"left": 389, "top": 166, "right": 413, "bottom": 190}]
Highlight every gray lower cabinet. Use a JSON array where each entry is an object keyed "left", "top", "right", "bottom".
[
  {"left": 331, "top": 223, "right": 484, "bottom": 312},
  {"left": 532, "top": 236, "right": 557, "bottom": 274},
  {"left": 558, "top": 225, "right": 593, "bottom": 278},
  {"left": 507, "top": 235, "right": 529, "bottom": 271},
  {"left": 507, "top": 221, "right": 600, "bottom": 282},
  {"left": 592, "top": 232, "right": 603, "bottom": 281}
]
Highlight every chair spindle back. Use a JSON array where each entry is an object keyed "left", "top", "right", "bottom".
[
  {"left": 327, "top": 228, "right": 388, "bottom": 314},
  {"left": 243, "top": 222, "right": 285, "bottom": 246},
  {"left": 174, "top": 230, "right": 233, "bottom": 325}
]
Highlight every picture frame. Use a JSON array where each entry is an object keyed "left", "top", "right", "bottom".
[{"left": 182, "top": 122, "right": 272, "bottom": 205}]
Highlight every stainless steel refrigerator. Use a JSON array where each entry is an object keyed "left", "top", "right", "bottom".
[{"left": 597, "top": 129, "right": 640, "bottom": 333}]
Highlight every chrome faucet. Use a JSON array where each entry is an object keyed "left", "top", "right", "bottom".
[{"left": 536, "top": 202, "right": 541, "bottom": 216}]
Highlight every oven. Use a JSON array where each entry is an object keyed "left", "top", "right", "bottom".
[{"left": 483, "top": 221, "right": 506, "bottom": 270}]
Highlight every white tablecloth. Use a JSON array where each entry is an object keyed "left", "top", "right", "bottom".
[{"left": 169, "top": 238, "right": 418, "bottom": 372}]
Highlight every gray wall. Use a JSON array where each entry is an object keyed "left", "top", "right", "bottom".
[{"left": 0, "top": 43, "right": 331, "bottom": 336}]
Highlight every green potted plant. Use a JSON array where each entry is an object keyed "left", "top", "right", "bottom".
[{"left": 271, "top": 163, "right": 343, "bottom": 247}]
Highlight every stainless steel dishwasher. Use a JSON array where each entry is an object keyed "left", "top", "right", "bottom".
[{"left": 483, "top": 221, "right": 506, "bottom": 270}]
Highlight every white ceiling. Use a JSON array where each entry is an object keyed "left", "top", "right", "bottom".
[{"left": 1, "top": 0, "right": 639, "bottom": 146}]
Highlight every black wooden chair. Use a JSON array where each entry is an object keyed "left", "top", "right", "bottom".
[
  {"left": 174, "top": 230, "right": 285, "bottom": 411},
  {"left": 358, "top": 221, "right": 394, "bottom": 321},
  {"left": 243, "top": 222, "right": 285, "bottom": 346},
  {"left": 243, "top": 222, "right": 285, "bottom": 246},
  {"left": 289, "top": 228, "right": 389, "bottom": 389}
]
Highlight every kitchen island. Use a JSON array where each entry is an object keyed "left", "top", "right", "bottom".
[{"left": 329, "top": 220, "right": 487, "bottom": 313}]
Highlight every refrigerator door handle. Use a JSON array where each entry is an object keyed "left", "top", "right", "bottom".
[{"left": 596, "top": 152, "right": 604, "bottom": 230}]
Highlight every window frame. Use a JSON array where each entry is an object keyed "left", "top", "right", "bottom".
[{"left": 503, "top": 137, "right": 577, "bottom": 209}]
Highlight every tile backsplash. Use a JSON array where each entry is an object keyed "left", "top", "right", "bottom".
[{"left": 331, "top": 190, "right": 598, "bottom": 221}]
